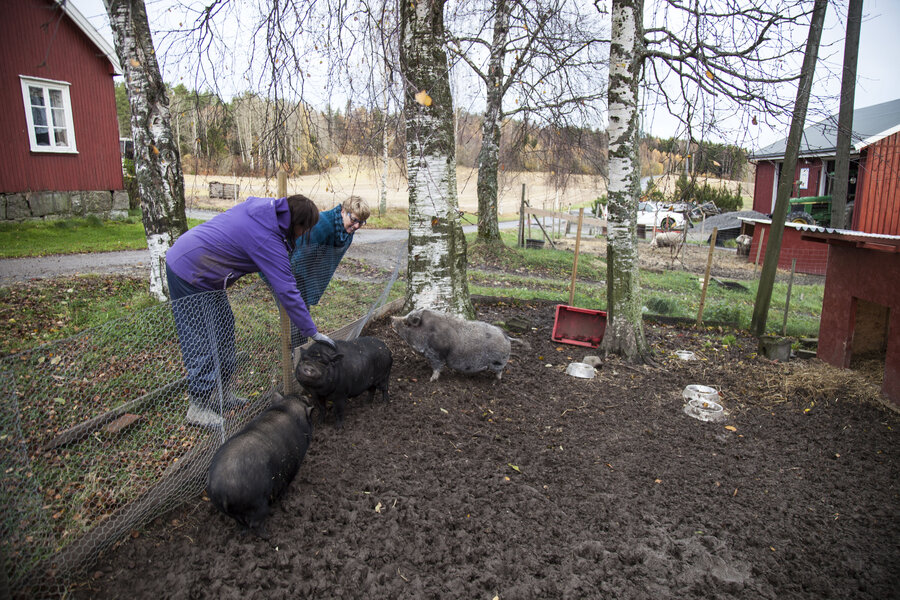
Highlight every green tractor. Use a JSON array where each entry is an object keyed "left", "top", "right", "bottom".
[{"left": 787, "top": 195, "right": 833, "bottom": 226}]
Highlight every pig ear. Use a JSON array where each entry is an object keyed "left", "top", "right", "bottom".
[
  {"left": 328, "top": 352, "right": 345, "bottom": 363},
  {"left": 408, "top": 313, "right": 422, "bottom": 327}
]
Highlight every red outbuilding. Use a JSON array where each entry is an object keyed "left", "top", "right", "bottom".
[
  {"left": 746, "top": 100, "right": 900, "bottom": 406},
  {"left": 0, "top": 0, "right": 126, "bottom": 221},
  {"left": 801, "top": 230, "right": 900, "bottom": 407}
]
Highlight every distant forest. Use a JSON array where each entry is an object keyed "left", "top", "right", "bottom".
[{"left": 116, "top": 83, "right": 750, "bottom": 182}]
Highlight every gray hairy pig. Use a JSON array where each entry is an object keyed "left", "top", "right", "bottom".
[
  {"left": 294, "top": 336, "right": 393, "bottom": 428},
  {"left": 206, "top": 391, "right": 313, "bottom": 538},
  {"left": 391, "top": 308, "right": 519, "bottom": 381}
]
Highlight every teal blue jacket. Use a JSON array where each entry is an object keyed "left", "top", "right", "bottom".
[{"left": 291, "top": 205, "right": 354, "bottom": 306}]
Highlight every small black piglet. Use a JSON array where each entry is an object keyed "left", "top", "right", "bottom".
[{"left": 206, "top": 391, "right": 313, "bottom": 537}]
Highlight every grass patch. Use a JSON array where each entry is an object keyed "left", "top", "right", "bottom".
[
  {"left": 0, "top": 216, "right": 205, "bottom": 258},
  {"left": 0, "top": 275, "right": 158, "bottom": 356},
  {"left": 363, "top": 208, "right": 409, "bottom": 229}
]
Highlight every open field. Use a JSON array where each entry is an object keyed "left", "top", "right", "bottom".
[
  {"left": 185, "top": 157, "right": 755, "bottom": 216},
  {"left": 186, "top": 156, "right": 605, "bottom": 216}
]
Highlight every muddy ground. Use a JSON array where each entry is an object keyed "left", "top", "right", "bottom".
[{"left": 72, "top": 300, "right": 898, "bottom": 599}]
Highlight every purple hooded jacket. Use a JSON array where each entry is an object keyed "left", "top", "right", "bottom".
[{"left": 165, "top": 196, "right": 318, "bottom": 337}]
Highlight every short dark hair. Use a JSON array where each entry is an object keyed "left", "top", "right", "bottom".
[{"left": 286, "top": 194, "right": 320, "bottom": 232}]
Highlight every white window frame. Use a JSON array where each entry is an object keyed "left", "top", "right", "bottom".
[{"left": 19, "top": 75, "right": 78, "bottom": 154}]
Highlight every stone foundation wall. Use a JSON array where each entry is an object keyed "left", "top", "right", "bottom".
[{"left": 1, "top": 190, "right": 130, "bottom": 222}]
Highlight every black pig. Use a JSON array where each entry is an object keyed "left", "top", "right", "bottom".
[
  {"left": 206, "top": 391, "right": 313, "bottom": 537},
  {"left": 294, "top": 336, "right": 393, "bottom": 428}
]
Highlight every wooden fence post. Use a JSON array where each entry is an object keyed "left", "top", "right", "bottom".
[
  {"left": 568, "top": 208, "right": 585, "bottom": 306},
  {"left": 518, "top": 184, "right": 525, "bottom": 248},
  {"left": 753, "top": 228, "right": 766, "bottom": 275},
  {"left": 276, "top": 168, "right": 297, "bottom": 395},
  {"left": 696, "top": 227, "right": 718, "bottom": 325},
  {"left": 781, "top": 258, "right": 798, "bottom": 335}
]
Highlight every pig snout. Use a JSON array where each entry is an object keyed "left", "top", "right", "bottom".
[{"left": 296, "top": 360, "right": 325, "bottom": 382}]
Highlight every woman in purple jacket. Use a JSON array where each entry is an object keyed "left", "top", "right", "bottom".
[{"left": 165, "top": 194, "right": 335, "bottom": 427}]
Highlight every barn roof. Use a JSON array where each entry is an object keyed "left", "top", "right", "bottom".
[
  {"left": 740, "top": 217, "right": 900, "bottom": 252},
  {"left": 55, "top": 0, "right": 121, "bottom": 75},
  {"left": 749, "top": 98, "right": 900, "bottom": 161}
]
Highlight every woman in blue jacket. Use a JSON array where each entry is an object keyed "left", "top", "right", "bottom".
[
  {"left": 165, "top": 194, "right": 336, "bottom": 427},
  {"left": 289, "top": 195, "right": 371, "bottom": 347}
]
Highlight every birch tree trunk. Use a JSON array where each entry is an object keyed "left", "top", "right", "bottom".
[
  {"left": 380, "top": 79, "right": 390, "bottom": 217},
  {"left": 600, "top": 0, "right": 651, "bottom": 362},
  {"left": 475, "top": 0, "right": 508, "bottom": 244},
  {"left": 400, "top": 0, "right": 474, "bottom": 317},
  {"left": 107, "top": 0, "right": 187, "bottom": 301}
]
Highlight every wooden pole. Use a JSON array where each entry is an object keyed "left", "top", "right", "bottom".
[
  {"left": 753, "top": 228, "right": 766, "bottom": 275},
  {"left": 781, "top": 258, "right": 798, "bottom": 336},
  {"left": 751, "top": 0, "right": 828, "bottom": 336},
  {"left": 518, "top": 184, "right": 525, "bottom": 248},
  {"left": 696, "top": 227, "right": 718, "bottom": 325},
  {"left": 276, "top": 168, "right": 296, "bottom": 395},
  {"left": 568, "top": 208, "right": 585, "bottom": 306},
  {"left": 527, "top": 203, "right": 532, "bottom": 239}
]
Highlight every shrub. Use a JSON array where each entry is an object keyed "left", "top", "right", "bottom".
[
  {"left": 705, "top": 303, "right": 743, "bottom": 326},
  {"left": 672, "top": 173, "right": 744, "bottom": 212},
  {"left": 645, "top": 296, "right": 677, "bottom": 315}
]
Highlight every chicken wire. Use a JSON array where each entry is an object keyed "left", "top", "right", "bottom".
[{"left": 0, "top": 244, "right": 403, "bottom": 599}]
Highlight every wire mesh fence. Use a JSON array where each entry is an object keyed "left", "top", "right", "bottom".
[{"left": 0, "top": 244, "right": 403, "bottom": 599}]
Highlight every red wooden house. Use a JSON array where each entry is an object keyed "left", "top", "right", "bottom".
[
  {"left": 743, "top": 99, "right": 900, "bottom": 276},
  {"left": 749, "top": 98, "right": 900, "bottom": 234},
  {"left": 0, "top": 0, "right": 126, "bottom": 221}
]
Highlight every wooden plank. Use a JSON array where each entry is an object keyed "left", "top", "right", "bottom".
[{"left": 524, "top": 207, "right": 606, "bottom": 228}]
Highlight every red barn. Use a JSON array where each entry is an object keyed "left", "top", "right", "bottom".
[
  {"left": 0, "top": 0, "right": 126, "bottom": 221},
  {"left": 749, "top": 98, "right": 900, "bottom": 235}
]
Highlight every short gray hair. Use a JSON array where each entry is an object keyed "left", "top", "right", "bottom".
[{"left": 342, "top": 195, "right": 371, "bottom": 221}]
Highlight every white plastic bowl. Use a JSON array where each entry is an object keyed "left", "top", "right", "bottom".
[
  {"left": 675, "top": 350, "right": 696, "bottom": 360},
  {"left": 682, "top": 384, "right": 719, "bottom": 403},
  {"left": 683, "top": 397, "right": 726, "bottom": 422},
  {"left": 565, "top": 362, "right": 596, "bottom": 379}
]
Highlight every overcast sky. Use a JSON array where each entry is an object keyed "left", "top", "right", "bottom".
[{"left": 73, "top": 0, "right": 900, "bottom": 151}]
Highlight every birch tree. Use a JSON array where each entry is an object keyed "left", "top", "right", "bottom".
[
  {"left": 597, "top": 0, "right": 812, "bottom": 362},
  {"left": 448, "top": 0, "right": 607, "bottom": 244},
  {"left": 400, "top": 0, "right": 474, "bottom": 316},
  {"left": 106, "top": 0, "right": 187, "bottom": 300},
  {"left": 602, "top": 0, "right": 650, "bottom": 360}
]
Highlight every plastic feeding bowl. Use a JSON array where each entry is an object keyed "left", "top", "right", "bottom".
[
  {"left": 565, "top": 362, "right": 596, "bottom": 379},
  {"left": 682, "top": 384, "right": 720, "bottom": 403},
  {"left": 675, "top": 350, "right": 696, "bottom": 360},
  {"left": 682, "top": 385, "right": 725, "bottom": 422}
]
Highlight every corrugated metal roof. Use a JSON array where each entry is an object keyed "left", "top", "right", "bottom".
[
  {"left": 749, "top": 98, "right": 900, "bottom": 161},
  {"left": 739, "top": 217, "right": 900, "bottom": 244}
]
